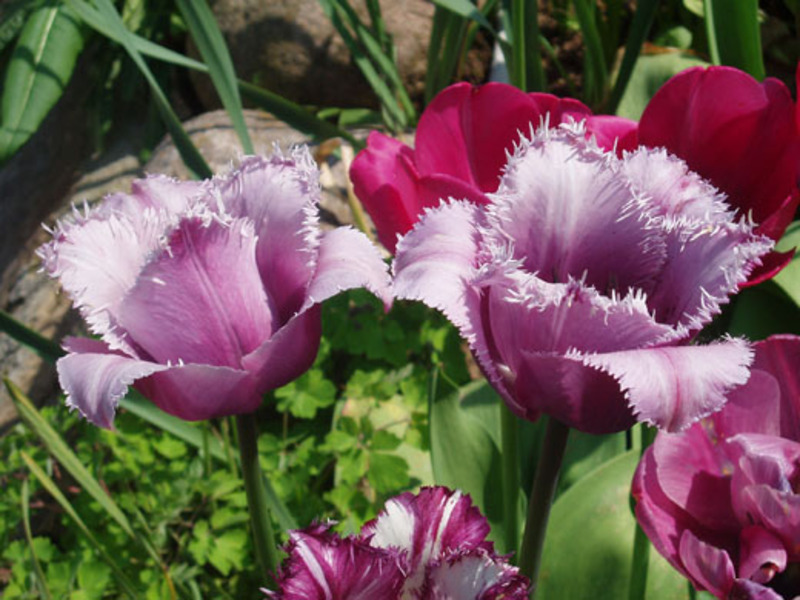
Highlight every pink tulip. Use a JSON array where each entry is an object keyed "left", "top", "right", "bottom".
[
  {"left": 392, "top": 121, "right": 771, "bottom": 433},
  {"left": 638, "top": 66, "right": 800, "bottom": 284},
  {"left": 349, "top": 82, "right": 637, "bottom": 253},
  {"left": 265, "top": 487, "right": 529, "bottom": 599},
  {"left": 633, "top": 335, "right": 800, "bottom": 599},
  {"left": 39, "top": 149, "right": 390, "bottom": 427}
]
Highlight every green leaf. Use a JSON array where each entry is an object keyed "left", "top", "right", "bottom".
[
  {"left": 0, "top": 0, "right": 37, "bottom": 55},
  {"left": 429, "top": 380, "right": 505, "bottom": 545},
  {"left": 704, "top": 0, "right": 765, "bottom": 80},
  {"left": 616, "top": 53, "right": 709, "bottom": 120},
  {"left": 174, "top": 0, "right": 253, "bottom": 154},
  {"left": 537, "top": 451, "right": 689, "bottom": 600},
  {"left": 431, "top": 0, "right": 496, "bottom": 35},
  {"left": 275, "top": 369, "right": 337, "bottom": 419},
  {"left": 0, "top": 309, "right": 63, "bottom": 362},
  {"left": 727, "top": 281, "right": 800, "bottom": 340},
  {"left": 21, "top": 479, "right": 52, "bottom": 600},
  {"left": 66, "top": 0, "right": 212, "bottom": 179},
  {"left": 20, "top": 451, "right": 140, "bottom": 597},
  {"left": 0, "top": 1, "right": 85, "bottom": 163},
  {"left": 367, "top": 452, "right": 410, "bottom": 494},
  {"left": 773, "top": 220, "right": 800, "bottom": 307}
]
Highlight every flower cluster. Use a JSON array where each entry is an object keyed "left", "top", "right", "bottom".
[
  {"left": 633, "top": 335, "right": 800, "bottom": 599},
  {"left": 39, "top": 148, "right": 390, "bottom": 427},
  {"left": 265, "top": 487, "right": 529, "bottom": 599},
  {"left": 391, "top": 119, "right": 770, "bottom": 434}
]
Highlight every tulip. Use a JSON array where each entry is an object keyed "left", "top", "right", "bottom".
[
  {"left": 265, "top": 487, "right": 529, "bottom": 599},
  {"left": 638, "top": 66, "right": 800, "bottom": 283},
  {"left": 39, "top": 148, "right": 391, "bottom": 428},
  {"left": 350, "top": 81, "right": 637, "bottom": 253},
  {"left": 633, "top": 335, "right": 800, "bottom": 599},
  {"left": 392, "top": 121, "right": 771, "bottom": 434}
]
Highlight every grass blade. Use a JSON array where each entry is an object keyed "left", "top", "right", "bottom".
[
  {"left": 21, "top": 451, "right": 140, "bottom": 598},
  {"left": 431, "top": 0, "right": 497, "bottom": 35},
  {"left": 572, "top": 0, "right": 609, "bottom": 107},
  {"left": 607, "top": 0, "right": 658, "bottom": 114},
  {"left": 703, "top": 0, "right": 765, "bottom": 79},
  {"left": 21, "top": 478, "right": 52, "bottom": 600},
  {"left": 0, "top": 1, "right": 85, "bottom": 164},
  {"left": 175, "top": 0, "right": 253, "bottom": 154},
  {"left": 6, "top": 379, "right": 137, "bottom": 538},
  {"left": 66, "top": 0, "right": 212, "bottom": 179}
]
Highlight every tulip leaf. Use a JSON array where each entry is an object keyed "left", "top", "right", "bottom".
[
  {"left": 537, "top": 451, "right": 690, "bottom": 600},
  {"left": 773, "top": 221, "right": 800, "bottom": 309},
  {"left": 727, "top": 281, "right": 800, "bottom": 341},
  {"left": 616, "top": 52, "right": 709, "bottom": 120},
  {"left": 431, "top": 0, "right": 496, "bottom": 35},
  {"left": 0, "top": 1, "right": 85, "bottom": 164},
  {"left": 703, "top": 0, "right": 765, "bottom": 80},
  {"left": 429, "top": 379, "right": 506, "bottom": 547}
]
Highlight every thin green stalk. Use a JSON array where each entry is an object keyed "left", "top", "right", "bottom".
[
  {"left": 501, "top": 403, "right": 520, "bottom": 557},
  {"left": 511, "top": 0, "right": 527, "bottom": 90},
  {"left": 518, "top": 418, "right": 570, "bottom": 598},
  {"left": 607, "top": 0, "right": 657, "bottom": 114},
  {"left": 236, "top": 414, "right": 278, "bottom": 581},
  {"left": 22, "top": 478, "right": 52, "bottom": 600},
  {"left": 628, "top": 425, "right": 657, "bottom": 600},
  {"left": 424, "top": 7, "right": 450, "bottom": 103},
  {"left": 0, "top": 309, "right": 63, "bottom": 362},
  {"left": 523, "top": 0, "right": 545, "bottom": 91}
]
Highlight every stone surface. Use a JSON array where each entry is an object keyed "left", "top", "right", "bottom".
[{"left": 189, "top": 0, "right": 436, "bottom": 108}]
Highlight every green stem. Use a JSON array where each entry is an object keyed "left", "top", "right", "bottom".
[
  {"left": 501, "top": 403, "right": 520, "bottom": 557},
  {"left": 511, "top": 0, "right": 527, "bottom": 90},
  {"left": 236, "top": 414, "right": 279, "bottom": 581},
  {"left": 518, "top": 418, "right": 570, "bottom": 598},
  {"left": 628, "top": 424, "right": 657, "bottom": 600}
]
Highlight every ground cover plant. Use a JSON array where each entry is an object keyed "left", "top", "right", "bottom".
[{"left": 1, "top": 1, "right": 800, "bottom": 599}]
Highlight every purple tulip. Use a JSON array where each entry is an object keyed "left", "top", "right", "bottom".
[
  {"left": 266, "top": 487, "right": 529, "bottom": 599},
  {"left": 392, "top": 121, "right": 771, "bottom": 434},
  {"left": 633, "top": 335, "right": 800, "bottom": 599},
  {"left": 39, "top": 148, "right": 390, "bottom": 428}
]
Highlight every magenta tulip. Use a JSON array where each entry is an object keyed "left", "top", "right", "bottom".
[
  {"left": 633, "top": 335, "right": 800, "bottom": 599},
  {"left": 350, "top": 82, "right": 637, "bottom": 252},
  {"left": 639, "top": 66, "right": 800, "bottom": 283},
  {"left": 392, "top": 121, "right": 771, "bottom": 433},
  {"left": 266, "top": 487, "right": 528, "bottom": 599},
  {"left": 39, "top": 149, "right": 390, "bottom": 428}
]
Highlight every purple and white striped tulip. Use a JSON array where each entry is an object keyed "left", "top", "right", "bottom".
[
  {"left": 392, "top": 121, "right": 771, "bottom": 434},
  {"left": 266, "top": 487, "right": 529, "bottom": 599},
  {"left": 39, "top": 148, "right": 390, "bottom": 427}
]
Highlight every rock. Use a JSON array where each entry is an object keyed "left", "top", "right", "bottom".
[{"left": 189, "top": 0, "right": 436, "bottom": 109}]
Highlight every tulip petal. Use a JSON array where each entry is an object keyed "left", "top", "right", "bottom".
[
  {"left": 303, "top": 227, "right": 391, "bottom": 311},
  {"left": 752, "top": 335, "right": 800, "bottom": 440},
  {"left": 136, "top": 362, "right": 256, "bottom": 421},
  {"left": 218, "top": 150, "right": 322, "bottom": 322},
  {"left": 270, "top": 524, "right": 404, "bottom": 600},
  {"left": 739, "top": 526, "right": 787, "bottom": 584},
  {"left": 242, "top": 306, "right": 322, "bottom": 394},
  {"left": 423, "top": 550, "right": 529, "bottom": 599},
  {"left": 392, "top": 201, "right": 497, "bottom": 385},
  {"left": 679, "top": 530, "right": 736, "bottom": 598},
  {"left": 584, "top": 114, "right": 639, "bottom": 154},
  {"left": 363, "top": 487, "right": 492, "bottom": 595},
  {"left": 57, "top": 342, "right": 167, "bottom": 429},
  {"left": 583, "top": 338, "right": 753, "bottom": 432},
  {"left": 488, "top": 123, "right": 665, "bottom": 293}
]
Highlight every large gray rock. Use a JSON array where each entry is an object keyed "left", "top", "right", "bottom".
[{"left": 190, "top": 0, "right": 435, "bottom": 108}]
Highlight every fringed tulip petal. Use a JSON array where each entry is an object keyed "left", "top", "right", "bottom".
[
  {"left": 679, "top": 531, "right": 737, "bottom": 598},
  {"left": 218, "top": 150, "right": 322, "bottom": 323},
  {"left": 423, "top": 549, "right": 530, "bottom": 599},
  {"left": 584, "top": 339, "right": 753, "bottom": 432},
  {"left": 57, "top": 344, "right": 168, "bottom": 429},
  {"left": 304, "top": 226, "right": 392, "bottom": 311},
  {"left": 118, "top": 216, "right": 272, "bottom": 368}
]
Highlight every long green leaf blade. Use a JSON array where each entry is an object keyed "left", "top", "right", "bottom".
[
  {"left": 5, "top": 379, "right": 136, "bottom": 539},
  {"left": 66, "top": 0, "right": 212, "bottom": 179},
  {"left": 21, "top": 478, "right": 52, "bottom": 600},
  {"left": 21, "top": 451, "right": 140, "bottom": 598},
  {"left": 175, "top": 0, "right": 253, "bottom": 154},
  {"left": 0, "top": 1, "right": 85, "bottom": 163},
  {"left": 431, "top": 0, "right": 496, "bottom": 34},
  {"left": 703, "top": 0, "right": 765, "bottom": 79},
  {"left": 0, "top": 309, "right": 64, "bottom": 362},
  {"left": 572, "top": 0, "right": 609, "bottom": 106},
  {"left": 607, "top": 0, "right": 658, "bottom": 114}
]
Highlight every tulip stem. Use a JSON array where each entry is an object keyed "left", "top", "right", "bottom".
[
  {"left": 628, "top": 424, "right": 657, "bottom": 600},
  {"left": 518, "top": 417, "right": 570, "bottom": 599},
  {"left": 236, "top": 414, "right": 279, "bottom": 582},
  {"left": 500, "top": 403, "right": 520, "bottom": 557}
]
